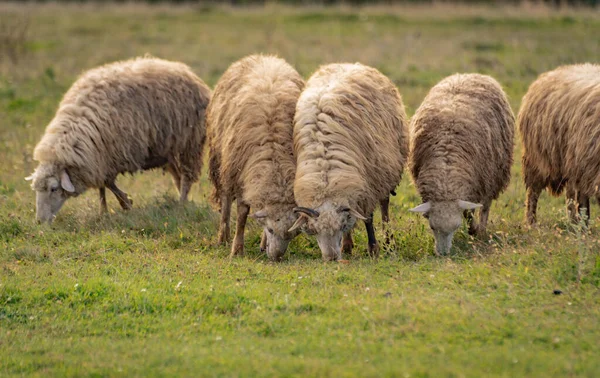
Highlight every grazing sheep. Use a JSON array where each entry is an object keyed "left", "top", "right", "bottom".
[
  {"left": 207, "top": 55, "right": 305, "bottom": 260},
  {"left": 289, "top": 63, "right": 409, "bottom": 261},
  {"left": 518, "top": 64, "right": 600, "bottom": 225},
  {"left": 26, "top": 57, "right": 211, "bottom": 223},
  {"left": 409, "top": 73, "right": 514, "bottom": 255}
]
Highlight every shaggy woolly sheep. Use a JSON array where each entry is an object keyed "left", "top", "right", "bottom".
[
  {"left": 27, "top": 57, "right": 211, "bottom": 223},
  {"left": 519, "top": 64, "right": 600, "bottom": 225},
  {"left": 409, "top": 73, "right": 514, "bottom": 255},
  {"left": 289, "top": 63, "right": 409, "bottom": 261},
  {"left": 206, "top": 55, "right": 305, "bottom": 260}
]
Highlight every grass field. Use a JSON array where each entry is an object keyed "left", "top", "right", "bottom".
[{"left": 1, "top": 3, "right": 600, "bottom": 377}]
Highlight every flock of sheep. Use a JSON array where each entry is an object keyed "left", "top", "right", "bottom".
[{"left": 25, "top": 55, "right": 600, "bottom": 260}]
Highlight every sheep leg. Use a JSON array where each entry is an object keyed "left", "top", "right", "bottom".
[
  {"left": 476, "top": 200, "right": 492, "bottom": 236},
  {"left": 179, "top": 176, "right": 192, "bottom": 203},
  {"left": 566, "top": 183, "right": 578, "bottom": 223},
  {"left": 166, "top": 164, "right": 182, "bottom": 195},
  {"left": 217, "top": 194, "right": 231, "bottom": 245},
  {"left": 342, "top": 231, "right": 354, "bottom": 255},
  {"left": 577, "top": 192, "right": 590, "bottom": 226},
  {"left": 231, "top": 199, "right": 249, "bottom": 257},
  {"left": 365, "top": 214, "right": 379, "bottom": 258},
  {"left": 380, "top": 197, "right": 391, "bottom": 246},
  {"left": 526, "top": 184, "right": 543, "bottom": 225},
  {"left": 99, "top": 187, "right": 107, "bottom": 213},
  {"left": 260, "top": 230, "right": 267, "bottom": 252},
  {"left": 464, "top": 210, "right": 476, "bottom": 235},
  {"left": 107, "top": 182, "right": 133, "bottom": 210}
]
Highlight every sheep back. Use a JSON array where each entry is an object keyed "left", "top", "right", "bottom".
[
  {"left": 33, "top": 57, "right": 211, "bottom": 189},
  {"left": 206, "top": 55, "right": 304, "bottom": 209},
  {"left": 410, "top": 73, "right": 514, "bottom": 203},
  {"left": 294, "top": 63, "right": 409, "bottom": 216},
  {"left": 518, "top": 64, "right": 600, "bottom": 197}
]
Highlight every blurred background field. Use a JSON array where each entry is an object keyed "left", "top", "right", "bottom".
[{"left": 1, "top": 2, "right": 599, "bottom": 376}]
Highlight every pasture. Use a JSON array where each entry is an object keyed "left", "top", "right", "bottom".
[{"left": 1, "top": 3, "right": 599, "bottom": 376}]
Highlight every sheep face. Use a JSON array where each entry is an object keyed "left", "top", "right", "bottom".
[
  {"left": 26, "top": 164, "right": 76, "bottom": 224},
  {"left": 289, "top": 201, "right": 366, "bottom": 261},
  {"left": 410, "top": 200, "right": 482, "bottom": 255},
  {"left": 253, "top": 206, "right": 301, "bottom": 261}
]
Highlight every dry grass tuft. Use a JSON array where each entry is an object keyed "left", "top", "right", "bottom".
[{"left": 0, "top": 12, "right": 29, "bottom": 63}]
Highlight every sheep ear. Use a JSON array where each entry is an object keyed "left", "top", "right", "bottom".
[
  {"left": 409, "top": 202, "right": 431, "bottom": 213},
  {"left": 60, "top": 171, "right": 75, "bottom": 193},
  {"left": 458, "top": 200, "right": 482, "bottom": 210},
  {"left": 25, "top": 172, "right": 36, "bottom": 181},
  {"left": 251, "top": 210, "right": 267, "bottom": 219},
  {"left": 288, "top": 214, "right": 308, "bottom": 233},
  {"left": 340, "top": 207, "right": 367, "bottom": 220}
]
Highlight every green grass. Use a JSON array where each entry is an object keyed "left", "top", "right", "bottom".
[{"left": 1, "top": 3, "right": 600, "bottom": 377}]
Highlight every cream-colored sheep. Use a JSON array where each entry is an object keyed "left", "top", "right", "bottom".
[
  {"left": 290, "top": 63, "right": 409, "bottom": 261},
  {"left": 518, "top": 64, "right": 600, "bottom": 225},
  {"left": 27, "top": 57, "right": 211, "bottom": 223},
  {"left": 409, "top": 73, "right": 514, "bottom": 255},
  {"left": 206, "top": 55, "right": 304, "bottom": 260}
]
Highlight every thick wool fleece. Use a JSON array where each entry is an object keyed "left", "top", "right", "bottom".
[
  {"left": 519, "top": 64, "right": 600, "bottom": 197},
  {"left": 410, "top": 73, "right": 514, "bottom": 204},
  {"left": 33, "top": 56, "right": 211, "bottom": 193},
  {"left": 293, "top": 63, "right": 409, "bottom": 217},
  {"left": 206, "top": 54, "right": 304, "bottom": 211}
]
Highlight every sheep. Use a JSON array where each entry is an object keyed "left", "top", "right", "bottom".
[
  {"left": 206, "top": 55, "right": 305, "bottom": 260},
  {"left": 409, "top": 73, "right": 514, "bottom": 255},
  {"left": 26, "top": 57, "right": 211, "bottom": 223},
  {"left": 289, "top": 63, "right": 409, "bottom": 261},
  {"left": 518, "top": 64, "right": 600, "bottom": 225}
]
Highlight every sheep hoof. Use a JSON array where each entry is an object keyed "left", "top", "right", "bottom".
[
  {"left": 217, "top": 230, "right": 229, "bottom": 245},
  {"left": 119, "top": 198, "right": 133, "bottom": 210},
  {"left": 368, "top": 243, "right": 380, "bottom": 258},
  {"left": 342, "top": 241, "right": 354, "bottom": 255},
  {"left": 230, "top": 242, "right": 244, "bottom": 257}
]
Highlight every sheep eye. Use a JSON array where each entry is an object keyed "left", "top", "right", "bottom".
[{"left": 50, "top": 187, "right": 58, "bottom": 193}]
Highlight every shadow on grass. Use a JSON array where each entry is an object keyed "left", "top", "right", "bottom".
[{"left": 55, "top": 194, "right": 219, "bottom": 238}]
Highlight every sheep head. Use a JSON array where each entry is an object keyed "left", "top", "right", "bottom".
[
  {"left": 26, "top": 163, "right": 77, "bottom": 224},
  {"left": 251, "top": 204, "right": 301, "bottom": 261},
  {"left": 289, "top": 201, "right": 366, "bottom": 261},
  {"left": 410, "top": 200, "right": 482, "bottom": 255}
]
